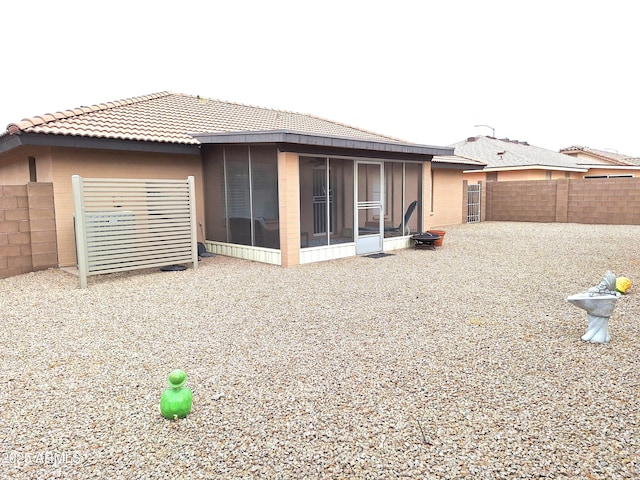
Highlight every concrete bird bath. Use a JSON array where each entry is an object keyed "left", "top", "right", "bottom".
[{"left": 567, "top": 271, "right": 620, "bottom": 344}]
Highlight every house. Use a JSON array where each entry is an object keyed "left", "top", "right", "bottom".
[
  {"left": 440, "top": 137, "right": 640, "bottom": 225},
  {"left": 442, "top": 136, "right": 640, "bottom": 183},
  {"left": 450, "top": 136, "right": 587, "bottom": 183},
  {"left": 559, "top": 145, "right": 640, "bottom": 178},
  {"left": 0, "top": 92, "right": 482, "bottom": 269}
]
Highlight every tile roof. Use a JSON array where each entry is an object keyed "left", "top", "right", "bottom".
[
  {"left": 443, "top": 136, "right": 584, "bottom": 170},
  {"left": 559, "top": 145, "right": 640, "bottom": 166},
  {"left": 3, "top": 91, "right": 404, "bottom": 145}
]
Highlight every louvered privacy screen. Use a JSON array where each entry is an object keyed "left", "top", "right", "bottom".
[{"left": 72, "top": 176, "right": 197, "bottom": 288}]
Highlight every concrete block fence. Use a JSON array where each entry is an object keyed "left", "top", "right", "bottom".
[
  {"left": 0, "top": 183, "right": 58, "bottom": 279},
  {"left": 483, "top": 177, "right": 640, "bottom": 224}
]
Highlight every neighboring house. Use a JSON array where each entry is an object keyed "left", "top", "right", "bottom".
[
  {"left": 559, "top": 145, "right": 640, "bottom": 178},
  {"left": 450, "top": 136, "right": 586, "bottom": 183},
  {"left": 442, "top": 136, "right": 640, "bottom": 183},
  {"left": 0, "top": 91, "right": 481, "bottom": 268}
]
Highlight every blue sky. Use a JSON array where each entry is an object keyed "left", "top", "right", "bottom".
[{"left": 2, "top": 0, "right": 637, "bottom": 155}]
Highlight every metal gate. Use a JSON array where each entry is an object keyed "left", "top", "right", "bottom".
[{"left": 467, "top": 183, "right": 481, "bottom": 223}]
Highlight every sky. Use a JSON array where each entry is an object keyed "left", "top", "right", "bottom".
[{"left": 1, "top": 0, "right": 638, "bottom": 155}]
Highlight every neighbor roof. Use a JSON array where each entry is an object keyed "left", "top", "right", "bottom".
[
  {"left": 560, "top": 145, "right": 640, "bottom": 166},
  {"left": 444, "top": 136, "right": 586, "bottom": 171},
  {"left": 2, "top": 91, "right": 404, "bottom": 145}
]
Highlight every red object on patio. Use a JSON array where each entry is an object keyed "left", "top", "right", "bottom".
[{"left": 427, "top": 230, "right": 446, "bottom": 247}]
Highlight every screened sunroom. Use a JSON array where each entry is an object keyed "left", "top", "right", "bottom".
[{"left": 196, "top": 131, "right": 453, "bottom": 266}]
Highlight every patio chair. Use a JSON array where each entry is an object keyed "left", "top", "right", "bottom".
[
  {"left": 360, "top": 200, "right": 418, "bottom": 235},
  {"left": 385, "top": 200, "right": 418, "bottom": 235}
]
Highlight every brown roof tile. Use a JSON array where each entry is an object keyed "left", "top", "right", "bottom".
[
  {"left": 4, "top": 91, "right": 403, "bottom": 145},
  {"left": 559, "top": 145, "right": 640, "bottom": 165}
]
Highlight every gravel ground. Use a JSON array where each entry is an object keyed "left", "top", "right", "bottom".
[{"left": 1, "top": 221, "right": 639, "bottom": 479}]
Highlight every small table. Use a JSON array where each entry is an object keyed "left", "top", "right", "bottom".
[{"left": 411, "top": 232, "right": 441, "bottom": 250}]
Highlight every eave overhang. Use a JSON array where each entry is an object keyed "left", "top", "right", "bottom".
[
  {"left": 0, "top": 132, "right": 200, "bottom": 156},
  {"left": 191, "top": 130, "right": 455, "bottom": 161},
  {"left": 435, "top": 161, "right": 485, "bottom": 171},
  {"left": 463, "top": 164, "right": 589, "bottom": 174},
  {"left": 575, "top": 164, "right": 640, "bottom": 170}
]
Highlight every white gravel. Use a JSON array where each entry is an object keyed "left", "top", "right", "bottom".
[{"left": 1, "top": 221, "right": 639, "bottom": 479}]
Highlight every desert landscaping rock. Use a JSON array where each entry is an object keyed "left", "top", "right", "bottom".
[{"left": 1, "top": 222, "right": 639, "bottom": 479}]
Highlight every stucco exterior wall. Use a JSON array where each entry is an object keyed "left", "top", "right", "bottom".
[
  {"left": 0, "top": 153, "right": 29, "bottom": 184},
  {"left": 277, "top": 151, "right": 301, "bottom": 267},
  {"left": 498, "top": 170, "right": 549, "bottom": 181},
  {"left": 463, "top": 171, "right": 484, "bottom": 184},
  {"left": 578, "top": 168, "right": 637, "bottom": 178},
  {"left": 428, "top": 168, "right": 464, "bottom": 228},
  {"left": 48, "top": 148, "right": 204, "bottom": 267},
  {"left": 0, "top": 146, "right": 55, "bottom": 184},
  {"left": 465, "top": 167, "right": 638, "bottom": 183},
  {"left": 565, "top": 152, "right": 611, "bottom": 165}
]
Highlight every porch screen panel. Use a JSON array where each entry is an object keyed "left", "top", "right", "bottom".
[
  {"left": 299, "top": 157, "right": 328, "bottom": 247},
  {"left": 225, "top": 146, "right": 251, "bottom": 245},
  {"left": 405, "top": 163, "right": 422, "bottom": 234},
  {"left": 203, "top": 145, "right": 280, "bottom": 248},
  {"left": 300, "top": 156, "right": 354, "bottom": 248},
  {"left": 203, "top": 145, "right": 227, "bottom": 243},
  {"left": 329, "top": 158, "right": 353, "bottom": 244},
  {"left": 313, "top": 167, "right": 329, "bottom": 235},
  {"left": 250, "top": 146, "right": 279, "bottom": 249},
  {"left": 384, "top": 162, "right": 404, "bottom": 237}
]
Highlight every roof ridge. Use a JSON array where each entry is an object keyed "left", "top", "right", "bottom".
[{"left": 6, "top": 91, "right": 173, "bottom": 135}]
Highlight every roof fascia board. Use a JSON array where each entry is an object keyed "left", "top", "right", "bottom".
[
  {"left": 434, "top": 162, "right": 485, "bottom": 171},
  {"left": 576, "top": 164, "right": 640, "bottom": 170},
  {"left": 0, "top": 134, "right": 24, "bottom": 154},
  {"left": 275, "top": 142, "right": 434, "bottom": 161},
  {"left": 4, "top": 133, "right": 200, "bottom": 155},
  {"left": 478, "top": 165, "right": 588, "bottom": 173},
  {"left": 191, "top": 130, "right": 454, "bottom": 157}
]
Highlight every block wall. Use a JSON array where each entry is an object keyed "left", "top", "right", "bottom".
[
  {"left": 567, "top": 177, "right": 640, "bottom": 224},
  {"left": 0, "top": 183, "right": 57, "bottom": 279},
  {"left": 485, "top": 180, "right": 557, "bottom": 222},
  {"left": 485, "top": 177, "right": 640, "bottom": 224}
]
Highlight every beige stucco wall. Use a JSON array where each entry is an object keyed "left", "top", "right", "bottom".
[
  {"left": 277, "top": 151, "right": 301, "bottom": 267},
  {"left": 0, "top": 159, "right": 28, "bottom": 183},
  {"left": 466, "top": 170, "right": 552, "bottom": 182},
  {"left": 566, "top": 152, "right": 611, "bottom": 165},
  {"left": 428, "top": 168, "right": 465, "bottom": 228},
  {"left": 463, "top": 171, "right": 485, "bottom": 184},
  {"left": 577, "top": 167, "right": 638, "bottom": 178},
  {"left": 466, "top": 167, "right": 639, "bottom": 183},
  {"left": 0, "top": 150, "right": 30, "bottom": 184},
  {"left": 500, "top": 170, "right": 549, "bottom": 181},
  {"left": 48, "top": 147, "right": 203, "bottom": 267},
  {"left": 1, "top": 146, "right": 57, "bottom": 184}
]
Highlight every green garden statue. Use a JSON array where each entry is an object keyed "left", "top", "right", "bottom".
[{"left": 159, "top": 369, "right": 193, "bottom": 420}]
